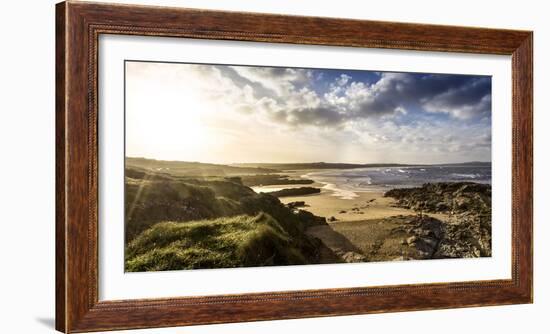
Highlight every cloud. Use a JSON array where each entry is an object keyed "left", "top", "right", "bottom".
[
  {"left": 343, "top": 117, "right": 491, "bottom": 162},
  {"left": 336, "top": 73, "right": 492, "bottom": 121},
  {"left": 126, "top": 61, "right": 492, "bottom": 164},
  {"left": 421, "top": 77, "right": 491, "bottom": 119},
  {"left": 184, "top": 63, "right": 491, "bottom": 131},
  {"left": 340, "top": 74, "right": 412, "bottom": 117},
  {"left": 336, "top": 74, "right": 352, "bottom": 86},
  {"left": 229, "top": 66, "right": 309, "bottom": 97}
]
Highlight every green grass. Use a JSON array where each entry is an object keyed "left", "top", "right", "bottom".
[
  {"left": 126, "top": 156, "right": 278, "bottom": 176},
  {"left": 124, "top": 167, "right": 326, "bottom": 242},
  {"left": 124, "top": 177, "right": 248, "bottom": 241},
  {"left": 124, "top": 166, "right": 338, "bottom": 271},
  {"left": 125, "top": 213, "right": 308, "bottom": 271}
]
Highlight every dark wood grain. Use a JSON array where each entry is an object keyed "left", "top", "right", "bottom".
[
  {"left": 511, "top": 34, "right": 533, "bottom": 301},
  {"left": 56, "top": 1, "right": 533, "bottom": 332},
  {"left": 55, "top": 2, "right": 67, "bottom": 332}
]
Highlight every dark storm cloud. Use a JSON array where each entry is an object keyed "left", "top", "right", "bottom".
[
  {"left": 350, "top": 74, "right": 492, "bottom": 120},
  {"left": 420, "top": 76, "right": 491, "bottom": 119}
]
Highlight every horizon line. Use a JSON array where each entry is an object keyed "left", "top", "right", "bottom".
[{"left": 126, "top": 156, "right": 491, "bottom": 166}]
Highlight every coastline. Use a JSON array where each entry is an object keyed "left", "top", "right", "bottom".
[
  {"left": 124, "top": 158, "right": 492, "bottom": 269},
  {"left": 256, "top": 169, "right": 491, "bottom": 262},
  {"left": 256, "top": 168, "right": 490, "bottom": 225},
  {"left": 279, "top": 190, "right": 419, "bottom": 222},
  {"left": 257, "top": 169, "right": 450, "bottom": 223}
]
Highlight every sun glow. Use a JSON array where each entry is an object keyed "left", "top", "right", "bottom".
[
  {"left": 125, "top": 62, "right": 215, "bottom": 161},
  {"left": 125, "top": 61, "right": 491, "bottom": 164}
]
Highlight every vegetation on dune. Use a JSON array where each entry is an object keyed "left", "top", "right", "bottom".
[
  {"left": 125, "top": 171, "right": 324, "bottom": 241},
  {"left": 125, "top": 213, "right": 312, "bottom": 271},
  {"left": 124, "top": 166, "right": 338, "bottom": 270},
  {"left": 125, "top": 178, "right": 244, "bottom": 242},
  {"left": 125, "top": 166, "right": 173, "bottom": 181},
  {"left": 126, "top": 157, "right": 278, "bottom": 176}
]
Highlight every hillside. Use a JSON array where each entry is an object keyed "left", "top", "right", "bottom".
[
  {"left": 124, "top": 166, "right": 340, "bottom": 270},
  {"left": 233, "top": 161, "right": 491, "bottom": 170},
  {"left": 126, "top": 213, "right": 331, "bottom": 271},
  {"left": 126, "top": 157, "right": 278, "bottom": 177},
  {"left": 233, "top": 162, "right": 410, "bottom": 170}
]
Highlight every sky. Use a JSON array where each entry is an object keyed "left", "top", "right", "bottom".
[{"left": 125, "top": 61, "right": 491, "bottom": 164}]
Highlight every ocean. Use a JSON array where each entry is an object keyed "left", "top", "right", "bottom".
[{"left": 304, "top": 165, "right": 491, "bottom": 199}]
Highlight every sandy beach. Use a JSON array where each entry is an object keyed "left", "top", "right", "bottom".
[
  {"left": 259, "top": 169, "right": 448, "bottom": 223},
  {"left": 279, "top": 190, "right": 416, "bottom": 221},
  {"left": 260, "top": 170, "right": 456, "bottom": 262}
]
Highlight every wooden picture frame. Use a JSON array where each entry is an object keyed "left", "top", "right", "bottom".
[{"left": 56, "top": 1, "right": 533, "bottom": 332}]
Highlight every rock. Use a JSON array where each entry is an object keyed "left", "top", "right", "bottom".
[
  {"left": 328, "top": 216, "right": 338, "bottom": 222},
  {"left": 384, "top": 182, "right": 490, "bottom": 215},
  {"left": 269, "top": 187, "right": 321, "bottom": 197},
  {"left": 383, "top": 182, "right": 491, "bottom": 259},
  {"left": 453, "top": 196, "right": 470, "bottom": 210},
  {"left": 339, "top": 210, "right": 347, "bottom": 213},
  {"left": 435, "top": 202, "right": 448, "bottom": 211},
  {"left": 294, "top": 209, "right": 328, "bottom": 227},
  {"left": 417, "top": 251, "right": 430, "bottom": 258},
  {"left": 342, "top": 251, "right": 366, "bottom": 263},
  {"left": 433, "top": 212, "right": 491, "bottom": 258},
  {"left": 421, "top": 237, "right": 438, "bottom": 249},
  {"left": 286, "top": 201, "right": 306, "bottom": 209},
  {"left": 406, "top": 236, "right": 418, "bottom": 246}
]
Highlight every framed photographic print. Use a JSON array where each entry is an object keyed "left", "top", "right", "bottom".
[{"left": 56, "top": 1, "right": 533, "bottom": 332}]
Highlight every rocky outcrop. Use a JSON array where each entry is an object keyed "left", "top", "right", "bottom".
[
  {"left": 434, "top": 212, "right": 492, "bottom": 258},
  {"left": 268, "top": 187, "right": 321, "bottom": 197},
  {"left": 240, "top": 174, "right": 314, "bottom": 187},
  {"left": 384, "top": 182, "right": 491, "bottom": 215},
  {"left": 392, "top": 215, "right": 444, "bottom": 259},
  {"left": 384, "top": 182, "right": 491, "bottom": 258},
  {"left": 286, "top": 201, "right": 307, "bottom": 209}
]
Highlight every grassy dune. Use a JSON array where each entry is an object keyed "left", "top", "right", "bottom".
[
  {"left": 124, "top": 162, "right": 339, "bottom": 271},
  {"left": 126, "top": 213, "right": 312, "bottom": 271},
  {"left": 127, "top": 157, "right": 277, "bottom": 176}
]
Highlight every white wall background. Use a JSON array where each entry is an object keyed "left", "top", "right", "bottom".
[{"left": 0, "top": 0, "right": 546, "bottom": 333}]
